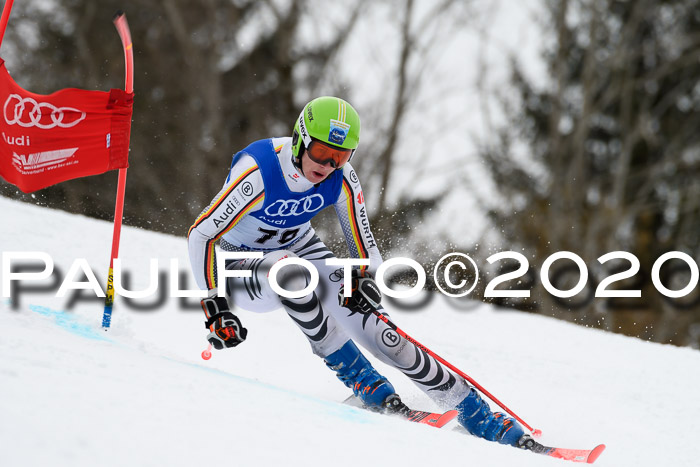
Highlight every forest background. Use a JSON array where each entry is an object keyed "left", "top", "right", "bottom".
[{"left": 2, "top": 0, "right": 699, "bottom": 347}]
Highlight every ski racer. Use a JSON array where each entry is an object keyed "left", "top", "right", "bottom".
[{"left": 187, "top": 96, "right": 528, "bottom": 446}]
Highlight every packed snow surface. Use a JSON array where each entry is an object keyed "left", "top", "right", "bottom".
[{"left": 1, "top": 196, "right": 699, "bottom": 466}]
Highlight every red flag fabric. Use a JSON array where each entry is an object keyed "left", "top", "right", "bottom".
[{"left": 0, "top": 59, "right": 133, "bottom": 193}]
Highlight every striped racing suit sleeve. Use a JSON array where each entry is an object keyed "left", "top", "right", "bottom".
[
  {"left": 187, "top": 155, "right": 265, "bottom": 290},
  {"left": 333, "top": 163, "right": 383, "bottom": 276}
]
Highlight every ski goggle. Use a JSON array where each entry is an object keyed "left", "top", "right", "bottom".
[{"left": 306, "top": 139, "right": 353, "bottom": 169}]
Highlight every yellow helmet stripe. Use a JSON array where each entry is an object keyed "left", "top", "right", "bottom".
[{"left": 338, "top": 100, "right": 346, "bottom": 123}]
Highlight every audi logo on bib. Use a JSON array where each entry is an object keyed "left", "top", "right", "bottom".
[
  {"left": 265, "top": 194, "right": 324, "bottom": 217},
  {"left": 4, "top": 94, "right": 87, "bottom": 129}
]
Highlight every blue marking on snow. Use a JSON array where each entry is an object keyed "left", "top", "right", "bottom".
[
  {"left": 168, "top": 357, "right": 372, "bottom": 424},
  {"left": 29, "top": 305, "right": 111, "bottom": 342}
]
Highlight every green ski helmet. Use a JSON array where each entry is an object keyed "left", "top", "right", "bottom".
[{"left": 291, "top": 96, "right": 361, "bottom": 168}]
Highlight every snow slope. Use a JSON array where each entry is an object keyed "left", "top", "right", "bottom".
[{"left": 1, "top": 196, "right": 699, "bottom": 467}]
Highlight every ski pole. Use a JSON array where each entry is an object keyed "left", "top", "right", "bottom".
[
  {"left": 372, "top": 310, "right": 542, "bottom": 437},
  {"left": 201, "top": 343, "right": 212, "bottom": 361}
]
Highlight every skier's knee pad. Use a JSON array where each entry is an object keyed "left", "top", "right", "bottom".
[{"left": 264, "top": 251, "right": 311, "bottom": 297}]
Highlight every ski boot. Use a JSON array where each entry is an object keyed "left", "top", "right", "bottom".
[
  {"left": 456, "top": 387, "right": 525, "bottom": 446},
  {"left": 324, "top": 340, "right": 397, "bottom": 410}
]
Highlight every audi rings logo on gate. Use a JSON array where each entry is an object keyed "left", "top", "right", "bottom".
[
  {"left": 264, "top": 194, "right": 324, "bottom": 217},
  {"left": 4, "top": 94, "right": 87, "bottom": 129}
]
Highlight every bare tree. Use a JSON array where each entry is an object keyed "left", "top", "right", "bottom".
[
  {"left": 0, "top": 0, "right": 364, "bottom": 233},
  {"left": 477, "top": 0, "right": 700, "bottom": 347}
]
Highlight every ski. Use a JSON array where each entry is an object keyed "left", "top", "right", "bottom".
[
  {"left": 342, "top": 395, "right": 458, "bottom": 428},
  {"left": 518, "top": 436, "right": 606, "bottom": 464},
  {"left": 343, "top": 394, "right": 604, "bottom": 462},
  {"left": 398, "top": 407, "right": 458, "bottom": 428}
]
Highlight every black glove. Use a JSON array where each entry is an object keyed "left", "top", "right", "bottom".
[
  {"left": 201, "top": 295, "right": 248, "bottom": 350},
  {"left": 338, "top": 269, "right": 382, "bottom": 315}
]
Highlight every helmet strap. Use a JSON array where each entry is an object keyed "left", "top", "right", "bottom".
[
  {"left": 292, "top": 152, "right": 304, "bottom": 175},
  {"left": 291, "top": 129, "right": 305, "bottom": 174}
]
